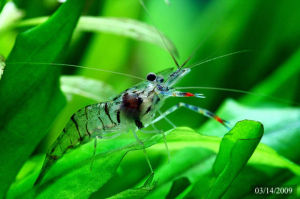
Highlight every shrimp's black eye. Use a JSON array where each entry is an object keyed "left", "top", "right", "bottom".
[
  {"left": 159, "top": 77, "right": 164, "bottom": 83},
  {"left": 147, "top": 73, "right": 156, "bottom": 81}
]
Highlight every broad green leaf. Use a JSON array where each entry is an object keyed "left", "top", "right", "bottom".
[
  {"left": 8, "top": 126, "right": 300, "bottom": 198},
  {"left": 207, "top": 120, "right": 263, "bottom": 199},
  {"left": 8, "top": 131, "right": 164, "bottom": 198},
  {"left": 36, "top": 153, "right": 124, "bottom": 199},
  {"left": 0, "top": 0, "right": 84, "bottom": 197},
  {"left": 18, "top": 16, "right": 178, "bottom": 56}
]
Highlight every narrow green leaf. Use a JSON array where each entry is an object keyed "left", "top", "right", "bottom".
[
  {"left": 18, "top": 16, "right": 178, "bottom": 55},
  {"left": 0, "top": 0, "right": 84, "bottom": 197},
  {"left": 241, "top": 47, "right": 300, "bottom": 105},
  {"left": 107, "top": 187, "right": 153, "bottom": 199},
  {"left": 207, "top": 120, "right": 264, "bottom": 199},
  {"left": 0, "top": 0, "right": 7, "bottom": 13},
  {"left": 61, "top": 76, "right": 116, "bottom": 102},
  {"left": 0, "top": 55, "right": 4, "bottom": 79}
]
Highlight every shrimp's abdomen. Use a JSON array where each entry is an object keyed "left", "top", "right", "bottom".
[{"left": 35, "top": 101, "right": 121, "bottom": 185}]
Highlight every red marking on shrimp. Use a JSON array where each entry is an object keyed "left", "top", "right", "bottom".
[
  {"left": 185, "top": 92, "right": 194, "bottom": 97},
  {"left": 215, "top": 116, "right": 224, "bottom": 124}
]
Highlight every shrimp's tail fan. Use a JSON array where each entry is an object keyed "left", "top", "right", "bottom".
[{"left": 34, "top": 155, "right": 55, "bottom": 186}]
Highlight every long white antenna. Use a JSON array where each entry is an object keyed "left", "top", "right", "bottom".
[
  {"left": 6, "top": 62, "right": 144, "bottom": 80},
  {"left": 188, "top": 50, "right": 251, "bottom": 69},
  {"left": 139, "top": 0, "right": 180, "bottom": 68}
]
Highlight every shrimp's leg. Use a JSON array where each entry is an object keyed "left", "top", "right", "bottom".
[
  {"left": 90, "top": 129, "right": 123, "bottom": 170},
  {"left": 153, "top": 115, "right": 173, "bottom": 162},
  {"left": 139, "top": 128, "right": 163, "bottom": 134},
  {"left": 158, "top": 110, "right": 176, "bottom": 129},
  {"left": 132, "top": 131, "right": 154, "bottom": 174},
  {"left": 90, "top": 135, "right": 101, "bottom": 170},
  {"left": 150, "top": 102, "right": 231, "bottom": 130},
  {"left": 140, "top": 125, "right": 171, "bottom": 163}
]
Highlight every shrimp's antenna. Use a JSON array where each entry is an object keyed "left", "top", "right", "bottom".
[
  {"left": 139, "top": 0, "right": 180, "bottom": 69},
  {"left": 188, "top": 50, "right": 251, "bottom": 70},
  {"left": 179, "top": 43, "right": 204, "bottom": 69},
  {"left": 175, "top": 86, "right": 299, "bottom": 106},
  {"left": 6, "top": 62, "right": 144, "bottom": 80}
]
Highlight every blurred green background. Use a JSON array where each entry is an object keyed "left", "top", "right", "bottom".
[{"left": 0, "top": 0, "right": 300, "bottom": 198}]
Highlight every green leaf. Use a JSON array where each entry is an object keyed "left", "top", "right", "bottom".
[
  {"left": 107, "top": 174, "right": 154, "bottom": 199},
  {"left": 241, "top": 47, "right": 300, "bottom": 105},
  {"left": 193, "top": 99, "right": 300, "bottom": 198},
  {"left": 212, "top": 120, "right": 263, "bottom": 175},
  {"left": 35, "top": 133, "right": 163, "bottom": 198},
  {"left": 0, "top": 0, "right": 7, "bottom": 13},
  {"left": 207, "top": 120, "right": 263, "bottom": 199},
  {"left": 146, "top": 126, "right": 300, "bottom": 198},
  {"left": 8, "top": 125, "right": 300, "bottom": 198},
  {"left": 107, "top": 187, "right": 153, "bottom": 199},
  {"left": 60, "top": 75, "right": 116, "bottom": 102},
  {"left": 165, "top": 177, "right": 191, "bottom": 199},
  {"left": 200, "top": 99, "right": 300, "bottom": 161},
  {"left": 18, "top": 16, "right": 178, "bottom": 56},
  {"left": 0, "top": 0, "right": 84, "bottom": 197},
  {"left": 7, "top": 131, "right": 164, "bottom": 198},
  {"left": 0, "top": 55, "right": 4, "bottom": 79},
  {"left": 36, "top": 152, "right": 124, "bottom": 199},
  {"left": 108, "top": 187, "right": 152, "bottom": 199}
]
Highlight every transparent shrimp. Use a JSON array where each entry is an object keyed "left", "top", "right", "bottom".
[
  {"left": 3, "top": 1, "right": 262, "bottom": 186},
  {"left": 29, "top": 49, "right": 241, "bottom": 185},
  {"left": 3, "top": 38, "right": 251, "bottom": 186},
  {"left": 7, "top": 45, "right": 290, "bottom": 186}
]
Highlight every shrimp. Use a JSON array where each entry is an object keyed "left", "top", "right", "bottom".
[
  {"left": 19, "top": 0, "right": 239, "bottom": 186},
  {"left": 32, "top": 52, "right": 233, "bottom": 185}
]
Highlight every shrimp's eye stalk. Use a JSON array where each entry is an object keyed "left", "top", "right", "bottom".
[{"left": 147, "top": 73, "right": 156, "bottom": 81}]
